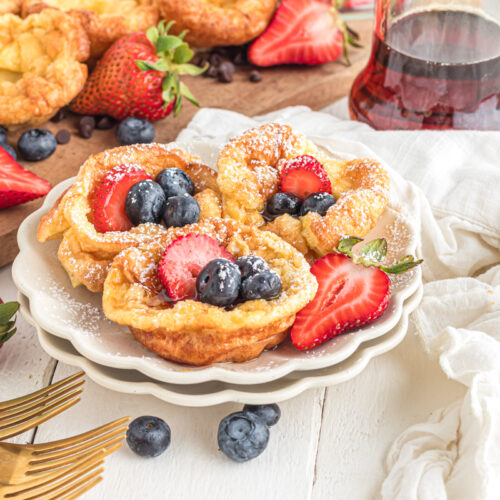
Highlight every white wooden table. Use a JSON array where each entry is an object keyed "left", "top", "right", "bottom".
[{"left": 0, "top": 262, "right": 466, "bottom": 500}]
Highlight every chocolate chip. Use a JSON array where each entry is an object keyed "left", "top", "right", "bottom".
[
  {"left": 50, "top": 108, "right": 67, "bottom": 123},
  {"left": 218, "top": 69, "right": 233, "bottom": 83},
  {"left": 55, "top": 129, "right": 71, "bottom": 145},
  {"left": 249, "top": 70, "right": 262, "bottom": 83},
  {"left": 96, "top": 116, "right": 115, "bottom": 130},
  {"left": 79, "top": 116, "right": 95, "bottom": 138},
  {"left": 205, "top": 65, "right": 218, "bottom": 78},
  {"left": 209, "top": 53, "right": 223, "bottom": 67},
  {"left": 219, "top": 61, "right": 235, "bottom": 75}
]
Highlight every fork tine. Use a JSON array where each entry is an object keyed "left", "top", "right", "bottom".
[
  {"left": 0, "top": 395, "right": 82, "bottom": 441},
  {"left": 29, "top": 426, "right": 127, "bottom": 465},
  {"left": 30, "top": 417, "right": 130, "bottom": 453},
  {"left": 28, "top": 435, "right": 126, "bottom": 473},
  {"left": 0, "top": 373, "right": 84, "bottom": 411},
  {"left": 59, "top": 475, "right": 103, "bottom": 500},
  {"left": 0, "top": 380, "right": 84, "bottom": 421},
  {"left": 0, "top": 449, "right": 106, "bottom": 498}
]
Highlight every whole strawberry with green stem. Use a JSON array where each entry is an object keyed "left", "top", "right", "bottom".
[
  {"left": 71, "top": 21, "right": 207, "bottom": 121},
  {"left": 0, "top": 300, "right": 19, "bottom": 350}
]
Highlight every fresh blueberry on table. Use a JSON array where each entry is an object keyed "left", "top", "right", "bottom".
[
  {"left": 155, "top": 168, "right": 195, "bottom": 198},
  {"left": 240, "top": 271, "right": 282, "bottom": 301},
  {"left": 17, "top": 129, "right": 57, "bottom": 161},
  {"left": 243, "top": 404, "right": 281, "bottom": 427},
  {"left": 0, "top": 126, "right": 6, "bottom": 145},
  {"left": 126, "top": 416, "right": 171, "bottom": 458},
  {"left": 218, "top": 411, "right": 269, "bottom": 462},
  {"left": 125, "top": 180, "right": 166, "bottom": 226},
  {"left": 265, "top": 192, "right": 302, "bottom": 218},
  {"left": 197, "top": 258, "right": 241, "bottom": 307},
  {"left": 162, "top": 194, "right": 200, "bottom": 228},
  {"left": 300, "top": 192, "right": 336, "bottom": 217},
  {"left": 1, "top": 144, "right": 17, "bottom": 161},
  {"left": 235, "top": 255, "right": 269, "bottom": 281},
  {"left": 116, "top": 117, "right": 155, "bottom": 145}
]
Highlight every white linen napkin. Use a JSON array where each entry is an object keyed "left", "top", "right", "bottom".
[{"left": 177, "top": 101, "right": 500, "bottom": 500}]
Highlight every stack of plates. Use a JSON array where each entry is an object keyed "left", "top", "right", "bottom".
[{"left": 13, "top": 142, "right": 423, "bottom": 407}]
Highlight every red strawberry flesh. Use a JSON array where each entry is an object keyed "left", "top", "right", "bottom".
[
  {"left": 280, "top": 155, "right": 331, "bottom": 200},
  {"left": 291, "top": 254, "right": 391, "bottom": 350},
  {"left": 158, "top": 234, "right": 235, "bottom": 302},
  {"left": 91, "top": 164, "right": 151, "bottom": 233},
  {"left": 0, "top": 148, "right": 51, "bottom": 209}
]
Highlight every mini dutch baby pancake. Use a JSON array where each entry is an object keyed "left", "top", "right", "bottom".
[
  {"left": 216, "top": 123, "right": 390, "bottom": 259},
  {"left": 0, "top": 1, "right": 21, "bottom": 14},
  {"left": 102, "top": 218, "right": 317, "bottom": 366},
  {"left": 21, "top": 0, "right": 159, "bottom": 58},
  {"left": 0, "top": 10, "right": 89, "bottom": 128},
  {"left": 156, "top": 0, "right": 277, "bottom": 47},
  {"left": 37, "top": 143, "right": 222, "bottom": 292}
]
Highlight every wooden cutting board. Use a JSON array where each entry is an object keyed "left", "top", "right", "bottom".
[{"left": 0, "top": 17, "right": 373, "bottom": 267}]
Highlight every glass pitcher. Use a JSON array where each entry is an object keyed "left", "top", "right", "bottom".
[{"left": 348, "top": 0, "right": 500, "bottom": 130}]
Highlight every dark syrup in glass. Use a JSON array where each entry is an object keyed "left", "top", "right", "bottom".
[{"left": 349, "top": 9, "right": 500, "bottom": 130}]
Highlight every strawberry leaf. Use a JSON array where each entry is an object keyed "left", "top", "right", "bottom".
[
  {"left": 177, "top": 63, "right": 208, "bottom": 76},
  {"left": 157, "top": 35, "right": 183, "bottom": 53},
  {"left": 0, "top": 320, "right": 15, "bottom": 334},
  {"left": 0, "top": 301, "right": 19, "bottom": 324},
  {"left": 180, "top": 82, "right": 200, "bottom": 107},
  {"left": 337, "top": 236, "right": 363, "bottom": 257},
  {"left": 0, "top": 327, "right": 16, "bottom": 345},
  {"left": 178, "top": 29, "right": 189, "bottom": 40},
  {"left": 146, "top": 26, "right": 159, "bottom": 45},
  {"left": 358, "top": 238, "right": 387, "bottom": 264},
  {"left": 379, "top": 256, "right": 423, "bottom": 274},
  {"left": 174, "top": 43, "right": 194, "bottom": 65}
]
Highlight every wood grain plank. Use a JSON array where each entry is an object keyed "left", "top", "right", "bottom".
[
  {"left": 35, "top": 362, "right": 326, "bottom": 500},
  {"left": 0, "top": 18, "right": 373, "bottom": 267},
  {"left": 0, "top": 265, "right": 56, "bottom": 444}
]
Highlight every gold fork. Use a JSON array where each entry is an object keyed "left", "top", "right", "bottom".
[
  {"left": 0, "top": 448, "right": 109, "bottom": 499},
  {"left": 0, "top": 372, "right": 85, "bottom": 441},
  {"left": 0, "top": 417, "right": 129, "bottom": 485}
]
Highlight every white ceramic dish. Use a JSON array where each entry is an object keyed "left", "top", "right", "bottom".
[
  {"left": 12, "top": 141, "right": 422, "bottom": 385},
  {"left": 19, "top": 285, "right": 422, "bottom": 406}
]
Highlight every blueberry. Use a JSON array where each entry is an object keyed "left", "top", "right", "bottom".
[
  {"left": 162, "top": 194, "right": 200, "bottom": 228},
  {"left": 217, "top": 411, "right": 269, "bottom": 462},
  {"left": 235, "top": 255, "right": 269, "bottom": 281},
  {"left": 155, "top": 168, "right": 195, "bottom": 198},
  {"left": 1, "top": 144, "right": 17, "bottom": 161},
  {"left": 240, "top": 271, "right": 282, "bottom": 301},
  {"left": 265, "top": 192, "right": 302, "bottom": 219},
  {"left": 126, "top": 416, "right": 171, "bottom": 458},
  {"left": 0, "top": 126, "right": 6, "bottom": 145},
  {"left": 125, "top": 180, "right": 166, "bottom": 226},
  {"left": 17, "top": 129, "right": 56, "bottom": 161},
  {"left": 300, "top": 192, "right": 337, "bottom": 217},
  {"left": 243, "top": 404, "right": 281, "bottom": 427},
  {"left": 116, "top": 117, "right": 155, "bottom": 145},
  {"left": 196, "top": 258, "right": 241, "bottom": 307}
]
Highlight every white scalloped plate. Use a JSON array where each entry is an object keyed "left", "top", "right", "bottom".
[
  {"left": 12, "top": 141, "right": 422, "bottom": 385},
  {"left": 19, "top": 284, "right": 422, "bottom": 406}
]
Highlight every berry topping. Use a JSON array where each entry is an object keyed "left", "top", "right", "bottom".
[
  {"left": 126, "top": 416, "right": 171, "bottom": 458},
  {"left": 92, "top": 164, "right": 151, "bottom": 233},
  {"left": 158, "top": 234, "right": 234, "bottom": 301},
  {"left": 116, "top": 117, "right": 155, "bottom": 146},
  {"left": 240, "top": 271, "right": 282, "bottom": 301},
  {"left": 243, "top": 404, "right": 281, "bottom": 427},
  {"left": 125, "top": 180, "right": 166, "bottom": 226},
  {"left": 299, "top": 192, "right": 337, "bottom": 216},
  {"left": 17, "top": 129, "right": 57, "bottom": 162},
  {"left": 2, "top": 144, "right": 17, "bottom": 161},
  {"left": 162, "top": 194, "right": 200, "bottom": 228},
  {"left": 235, "top": 255, "right": 269, "bottom": 281},
  {"left": 280, "top": 155, "right": 331, "bottom": 200},
  {"left": 196, "top": 258, "right": 242, "bottom": 307},
  {"left": 218, "top": 411, "right": 269, "bottom": 462},
  {"left": 265, "top": 192, "right": 302, "bottom": 218},
  {"left": 0, "top": 147, "right": 51, "bottom": 209},
  {"left": 155, "top": 168, "right": 195, "bottom": 199}
]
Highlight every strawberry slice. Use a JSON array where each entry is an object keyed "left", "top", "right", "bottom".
[
  {"left": 291, "top": 254, "right": 391, "bottom": 350},
  {"left": 280, "top": 155, "right": 331, "bottom": 200},
  {"left": 158, "top": 234, "right": 235, "bottom": 301},
  {"left": 0, "top": 148, "right": 51, "bottom": 209},
  {"left": 248, "top": 0, "right": 355, "bottom": 67},
  {"left": 91, "top": 164, "right": 151, "bottom": 233}
]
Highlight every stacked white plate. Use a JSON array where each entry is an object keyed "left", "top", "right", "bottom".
[{"left": 13, "top": 142, "right": 423, "bottom": 407}]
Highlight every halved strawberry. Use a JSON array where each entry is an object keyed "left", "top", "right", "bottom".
[
  {"left": 248, "top": 0, "right": 358, "bottom": 67},
  {"left": 291, "top": 254, "right": 391, "bottom": 350},
  {"left": 0, "top": 148, "right": 51, "bottom": 209},
  {"left": 92, "top": 164, "right": 151, "bottom": 233},
  {"left": 280, "top": 155, "right": 331, "bottom": 200},
  {"left": 158, "top": 234, "right": 235, "bottom": 301}
]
